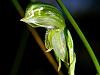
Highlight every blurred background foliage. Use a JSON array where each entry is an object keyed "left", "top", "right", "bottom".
[{"left": 1, "top": 0, "right": 100, "bottom": 75}]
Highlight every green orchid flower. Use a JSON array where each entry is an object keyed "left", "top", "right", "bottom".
[
  {"left": 21, "top": 3, "right": 65, "bottom": 29},
  {"left": 20, "top": 3, "right": 76, "bottom": 75}
]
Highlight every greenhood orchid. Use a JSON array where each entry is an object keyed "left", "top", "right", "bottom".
[{"left": 20, "top": 3, "right": 76, "bottom": 75}]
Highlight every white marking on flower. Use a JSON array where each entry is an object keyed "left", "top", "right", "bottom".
[
  {"left": 31, "top": 10, "right": 34, "bottom": 16},
  {"left": 34, "top": 7, "right": 44, "bottom": 16}
]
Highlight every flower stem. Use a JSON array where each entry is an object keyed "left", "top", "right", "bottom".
[{"left": 56, "top": 0, "right": 100, "bottom": 74}]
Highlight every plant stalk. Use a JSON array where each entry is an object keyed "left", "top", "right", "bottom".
[{"left": 56, "top": 0, "right": 100, "bottom": 75}]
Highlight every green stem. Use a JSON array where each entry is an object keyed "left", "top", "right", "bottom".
[
  {"left": 56, "top": 0, "right": 100, "bottom": 74},
  {"left": 10, "top": 28, "right": 29, "bottom": 75}
]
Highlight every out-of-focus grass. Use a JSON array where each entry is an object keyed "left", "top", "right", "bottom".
[{"left": 11, "top": 26, "right": 29, "bottom": 75}]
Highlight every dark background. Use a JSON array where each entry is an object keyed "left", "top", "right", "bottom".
[{"left": 1, "top": 0, "right": 100, "bottom": 75}]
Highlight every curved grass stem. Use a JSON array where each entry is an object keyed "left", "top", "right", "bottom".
[{"left": 56, "top": 0, "right": 100, "bottom": 75}]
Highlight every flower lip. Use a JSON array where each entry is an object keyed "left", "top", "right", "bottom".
[
  {"left": 20, "top": 17, "right": 55, "bottom": 28},
  {"left": 20, "top": 18, "right": 24, "bottom": 22}
]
